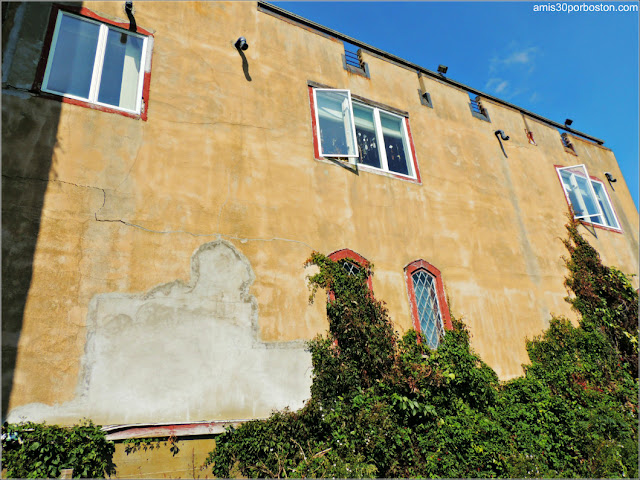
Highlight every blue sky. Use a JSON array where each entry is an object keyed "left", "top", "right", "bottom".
[{"left": 273, "top": 1, "right": 639, "bottom": 210}]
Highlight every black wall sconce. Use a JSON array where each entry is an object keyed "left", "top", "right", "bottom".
[
  {"left": 495, "top": 130, "right": 510, "bottom": 141},
  {"left": 495, "top": 130, "right": 510, "bottom": 158},
  {"left": 605, "top": 172, "right": 617, "bottom": 183},
  {"left": 564, "top": 118, "right": 573, "bottom": 128},
  {"left": 235, "top": 37, "right": 249, "bottom": 51},
  {"left": 437, "top": 64, "right": 448, "bottom": 75},
  {"left": 124, "top": 1, "right": 136, "bottom": 32}
]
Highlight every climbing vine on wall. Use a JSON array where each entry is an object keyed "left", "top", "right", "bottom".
[{"left": 205, "top": 214, "right": 638, "bottom": 478}]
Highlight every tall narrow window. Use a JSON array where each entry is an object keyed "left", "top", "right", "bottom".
[
  {"left": 404, "top": 260, "right": 452, "bottom": 349},
  {"left": 41, "top": 9, "right": 148, "bottom": 114},
  {"left": 556, "top": 164, "right": 621, "bottom": 231},
  {"left": 412, "top": 270, "right": 443, "bottom": 348}
]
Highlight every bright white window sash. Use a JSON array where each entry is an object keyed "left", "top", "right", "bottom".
[
  {"left": 590, "top": 179, "right": 621, "bottom": 230},
  {"left": 313, "top": 88, "right": 359, "bottom": 161},
  {"left": 42, "top": 10, "right": 147, "bottom": 115},
  {"left": 557, "top": 164, "right": 605, "bottom": 221},
  {"left": 313, "top": 88, "right": 417, "bottom": 178}
]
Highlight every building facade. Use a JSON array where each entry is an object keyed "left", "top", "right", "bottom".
[{"left": 2, "top": 1, "right": 638, "bottom": 472}]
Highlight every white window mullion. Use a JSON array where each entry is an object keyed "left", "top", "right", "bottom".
[
  {"left": 88, "top": 24, "right": 109, "bottom": 103},
  {"left": 373, "top": 108, "right": 389, "bottom": 171}
]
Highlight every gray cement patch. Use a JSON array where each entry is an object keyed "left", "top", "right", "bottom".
[{"left": 8, "top": 240, "right": 312, "bottom": 425}]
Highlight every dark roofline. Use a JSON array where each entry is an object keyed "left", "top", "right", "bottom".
[{"left": 258, "top": 1, "right": 604, "bottom": 145}]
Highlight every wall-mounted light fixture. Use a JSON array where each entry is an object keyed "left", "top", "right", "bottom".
[
  {"left": 495, "top": 130, "right": 509, "bottom": 158},
  {"left": 235, "top": 37, "right": 249, "bottom": 51},
  {"left": 564, "top": 118, "right": 573, "bottom": 127},
  {"left": 437, "top": 64, "right": 448, "bottom": 75},
  {"left": 495, "top": 130, "right": 510, "bottom": 141},
  {"left": 124, "top": 1, "right": 136, "bottom": 32},
  {"left": 605, "top": 172, "right": 617, "bottom": 183}
]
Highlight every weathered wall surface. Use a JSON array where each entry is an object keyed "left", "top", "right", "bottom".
[
  {"left": 6, "top": 240, "right": 312, "bottom": 424},
  {"left": 107, "top": 436, "right": 216, "bottom": 479},
  {"left": 2, "top": 0, "right": 638, "bottom": 428}
]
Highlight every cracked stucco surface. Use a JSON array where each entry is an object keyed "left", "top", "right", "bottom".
[
  {"left": 2, "top": 1, "right": 638, "bottom": 423},
  {"left": 7, "top": 240, "right": 312, "bottom": 424}
]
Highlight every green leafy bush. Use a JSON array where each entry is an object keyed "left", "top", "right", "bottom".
[
  {"left": 1, "top": 420, "right": 115, "bottom": 478},
  {"left": 204, "top": 215, "right": 638, "bottom": 477}
]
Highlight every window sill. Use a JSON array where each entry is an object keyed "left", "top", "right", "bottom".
[
  {"left": 342, "top": 56, "right": 370, "bottom": 78},
  {"left": 577, "top": 219, "right": 623, "bottom": 234},
  {"left": 36, "top": 90, "right": 149, "bottom": 121},
  {"left": 313, "top": 155, "right": 422, "bottom": 185},
  {"left": 470, "top": 110, "right": 491, "bottom": 122}
]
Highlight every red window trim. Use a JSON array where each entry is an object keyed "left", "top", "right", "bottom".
[
  {"left": 307, "top": 86, "right": 421, "bottom": 184},
  {"left": 404, "top": 260, "right": 453, "bottom": 338},
  {"left": 553, "top": 164, "right": 623, "bottom": 234},
  {"left": 328, "top": 248, "right": 373, "bottom": 291},
  {"left": 32, "top": 3, "right": 153, "bottom": 121}
]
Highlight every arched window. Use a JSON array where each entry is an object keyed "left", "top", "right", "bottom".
[
  {"left": 328, "top": 249, "right": 373, "bottom": 291},
  {"left": 404, "top": 260, "right": 452, "bottom": 348}
]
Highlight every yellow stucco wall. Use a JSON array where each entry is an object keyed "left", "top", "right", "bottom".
[
  {"left": 108, "top": 437, "right": 216, "bottom": 479},
  {"left": 2, "top": 0, "right": 638, "bottom": 431}
]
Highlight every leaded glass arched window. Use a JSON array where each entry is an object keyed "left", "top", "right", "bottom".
[{"left": 404, "top": 260, "right": 452, "bottom": 348}]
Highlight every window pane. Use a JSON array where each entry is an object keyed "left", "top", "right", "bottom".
[
  {"left": 98, "top": 28, "right": 144, "bottom": 111},
  {"left": 559, "top": 166, "right": 602, "bottom": 221},
  {"left": 353, "top": 104, "right": 381, "bottom": 168},
  {"left": 591, "top": 181, "right": 619, "bottom": 229},
  {"left": 380, "top": 112, "right": 410, "bottom": 175},
  {"left": 45, "top": 14, "right": 100, "bottom": 99},
  {"left": 342, "top": 261, "right": 360, "bottom": 276},
  {"left": 412, "top": 270, "right": 443, "bottom": 349},
  {"left": 316, "top": 90, "right": 357, "bottom": 157}
]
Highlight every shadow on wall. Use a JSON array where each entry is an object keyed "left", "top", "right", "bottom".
[{"left": 1, "top": 2, "right": 67, "bottom": 420}]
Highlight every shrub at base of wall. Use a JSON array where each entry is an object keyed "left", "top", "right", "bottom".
[{"left": 206, "top": 216, "right": 638, "bottom": 478}]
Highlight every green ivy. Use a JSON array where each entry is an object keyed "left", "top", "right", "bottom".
[
  {"left": 123, "top": 434, "right": 180, "bottom": 456},
  {"left": 206, "top": 214, "right": 638, "bottom": 478},
  {"left": 1, "top": 420, "right": 115, "bottom": 478}
]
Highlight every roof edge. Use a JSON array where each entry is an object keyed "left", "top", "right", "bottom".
[{"left": 258, "top": 1, "right": 604, "bottom": 145}]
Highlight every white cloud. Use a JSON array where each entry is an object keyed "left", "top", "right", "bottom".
[
  {"left": 486, "top": 45, "right": 539, "bottom": 101},
  {"left": 494, "top": 80, "right": 509, "bottom": 94},
  {"left": 489, "top": 46, "right": 539, "bottom": 74},
  {"left": 485, "top": 78, "right": 509, "bottom": 95},
  {"left": 502, "top": 47, "right": 538, "bottom": 66}
]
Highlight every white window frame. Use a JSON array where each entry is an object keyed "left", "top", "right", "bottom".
[
  {"left": 313, "top": 88, "right": 417, "bottom": 179},
  {"left": 590, "top": 177, "right": 621, "bottom": 230},
  {"left": 411, "top": 269, "right": 444, "bottom": 349},
  {"left": 313, "top": 88, "right": 359, "bottom": 161},
  {"left": 355, "top": 104, "right": 416, "bottom": 179},
  {"left": 556, "top": 164, "right": 621, "bottom": 231},
  {"left": 42, "top": 10, "right": 148, "bottom": 115}
]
